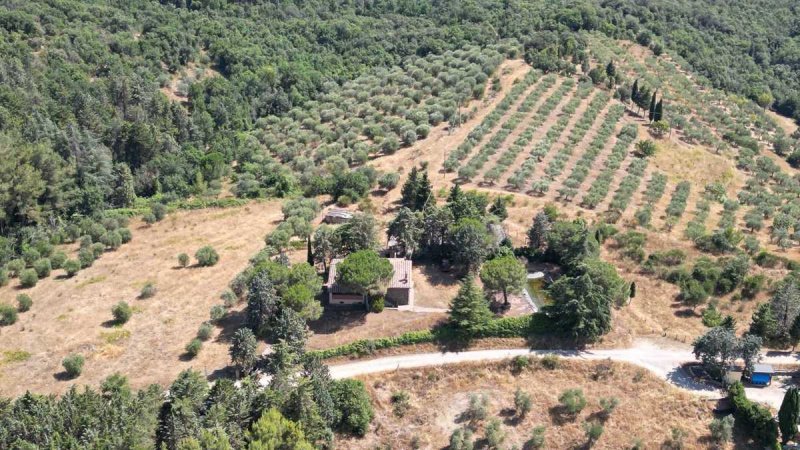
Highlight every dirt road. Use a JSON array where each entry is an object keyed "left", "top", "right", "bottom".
[{"left": 328, "top": 338, "right": 798, "bottom": 408}]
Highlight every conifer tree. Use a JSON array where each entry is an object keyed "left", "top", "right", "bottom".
[
  {"left": 655, "top": 99, "right": 664, "bottom": 122},
  {"left": 649, "top": 91, "right": 658, "bottom": 122},
  {"left": 414, "top": 171, "right": 432, "bottom": 210},
  {"left": 779, "top": 387, "right": 800, "bottom": 444},
  {"left": 448, "top": 275, "right": 492, "bottom": 333},
  {"left": 631, "top": 79, "right": 639, "bottom": 105},
  {"left": 400, "top": 166, "right": 419, "bottom": 209}
]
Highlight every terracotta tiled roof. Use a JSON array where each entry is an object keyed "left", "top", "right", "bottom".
[{"left": 327, "top": 257, "right": 412, "bottom": 294}]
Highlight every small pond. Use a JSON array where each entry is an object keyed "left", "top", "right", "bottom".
[{"left": 523, "top": 273, "right": 552, "bottom": 310}]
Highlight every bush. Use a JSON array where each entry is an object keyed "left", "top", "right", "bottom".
[
  {"left": 391, "top": 391, "right": 411, "bottom": 417},
  {"left": 331, "top": 379, "right": 374, "bottom": 436},
  {"left": 177, "top": 253, "right": 190, "bottom": 268},
  {"left": 195, "top": 246, "right": 219, "bottom": 267},
  {"left": 369, "top": 295, "right": 384, "bottom": 313},
  {"left": 143, "top": 212, "right": 157, "bottom": 224},
  {"left": 0, "top": 268, "right": 7, "bottom": 287},
  {"left": 101, "top": 231, "right": 123, "bottom": 250},
  {"left": 378, "top": 172, "right": 400, "bottom": 191},
  {"left": 19, "top": 269, "right": 38, "bottom": 288},
  {"left": 139, "top": 282, "right": 157, "bottom": 299},
  {"left": 197, "top": 322, "right": 213, "bottom": 341},
  {"left": 7, "top": 259, "right": 24, "bottom": 277},
  {"left": 728, "top": 382, "right": 779, "bottom": 448},
  {"left": 151, "top": 203, "right": 168, "bottom": 221},
  {"left": 118, "top": 228, "right": 132, "bottom": 243},
  {"left": 78, "top": 248, "right": 95, "bottom": 268},
  {"left": 112, "top": 301, "right": 132, "bottom": 324},
  {"left": 33, "top": 258, "right": 51, "bottom": 278},
  {"left": 16, "top": 294, "right": 32, "bottom": 312},
  {"left": 210, "top": 305, "right": 226, "bottom": 322},
  {"left": 64, "top": 259, "right": 81, "bottom": 277},
  {"left": 559, "top": 388, "right": 586, "bottom": 415},
  {"left": 50, "top": 251, "right": 67, "bottom": 270},
  {"left": 91, "top": 242, "right": 105, "bottom": 258},
  {"left": 62, "top": 354, "right": 85, "bottom": 378},
  {"left": 0, "top": 305, "right": 18, "bottom": 326},
  {"left": 185, "top": 338, "right": 202, "bottom": 358},
  {"left": 79, "top": 235, "right": 93, "bottom": 248}
]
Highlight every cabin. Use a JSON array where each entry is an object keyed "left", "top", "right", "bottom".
[
  {"left": 750, "top": 364, "right": 774, "bottom": 386},
  {"left": 326, "top": 257, "right": 414, "bottom": 308},
  {"left": 323, "top": 208, "right": 353, "bottom": 224}
]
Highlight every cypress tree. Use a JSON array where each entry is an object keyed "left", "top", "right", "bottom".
[
  {"left": 400, "top": 166, "right": 419, "bottom": 209},
  {"left": 414, "top": 171, "right": 433, "bottom": 210},
  {"left": 631, "top": 79, "right": 639, "bottom": 104},
  {"left": 648, "top": 92, "right": 657, "bottom": 122},
  {"left": 630, "top": 282, "right": 636, "bottom": 299},
  {"left": 655, "top": 99, "right": 664, "bottom": 122},
  {"left": 306, "top": 235, "right": 314, "bottom": 266},
  {"left": 779, "top": 387, "right": 800, "bottom": 444}
]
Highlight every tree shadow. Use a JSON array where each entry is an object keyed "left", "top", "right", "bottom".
[
  {"left": 214, "top": 308, "right": 247, "bottom": 344},
  {"left": 418, "top": 262, "right": 459, "bottom": 287},
  {"left": 547, "top": 405, "right": 577, "bottom": 426},
  {"left": 307, "top": 309, "right": 368, "bottom": 336},
  {"left": 53, "top": 371, "right": 76, "bottom": 382},
  {"left": 100, "top": 319, "right": 121, "bottom": 328},
  {"left": 673, "top": 307, "right": 698, "bottom": 318},
  {"left": 179, "top": 353, "right": 198, "bottom": 362},
  {"left": 207, "top": 364, "right": 236, "bottom": 382}
]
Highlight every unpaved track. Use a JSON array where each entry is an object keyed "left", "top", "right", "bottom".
[{"left": 329, "top": 338, "right": 798, "bottom": 408}]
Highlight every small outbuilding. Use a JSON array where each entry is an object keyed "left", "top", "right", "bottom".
[
  {"left": 326, "top": 257, "right": 414, "bottom": 308},
  {"left": 323, "top": 208, "right": 353, "bottom": 224},
  {"left": 750, "top": 364, "right": 774, "bottom": 386}
]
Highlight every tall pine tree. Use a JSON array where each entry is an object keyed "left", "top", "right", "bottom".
[
  {"left": 779, "top": 387, "right": 800, "bottom": 444},
  {"left": 654, "top": 99, "right": 664, "bottom": 122},
  {"left": 414, "top": 171, "right": 432, "bottom": 210},
  {"left": 400, "top": 166, "right": 419, "bottom": 209},
  {"left": 648, "top": 91, "right": 658, "bottom": 122},
  {"left": 631, "top": 79, "right": 639, "bottom": 105},
  {"left": 448, "top": 275, "right": 492, "bottom": 333}
]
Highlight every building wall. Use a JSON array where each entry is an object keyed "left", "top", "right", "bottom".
[
  {"left": 386, "top": 287, "right": 412, "bottom": 306},
  {"left": 328, "top": 293, "right": 366, "bottom": 309}
]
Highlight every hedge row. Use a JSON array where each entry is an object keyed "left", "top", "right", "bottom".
[
  {"left": 728, "top": 382, "right": 779, "bottom": 449},
  {"left": 309, "top": 314, "right": 553, "bottom": 360}
]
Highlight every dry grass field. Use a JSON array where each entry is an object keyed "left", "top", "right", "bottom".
[
  {"left": 0, "top": 201, "right": 284, "bottom": 397},
  {"left": 341, "top": 359, "right": 743, "bottom": 449}
]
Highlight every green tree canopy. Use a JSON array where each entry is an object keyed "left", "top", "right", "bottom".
[
  {"left": 480, "top": 254, "right": 527, "bottom": 306},
  {"left": 335, "top": 250, "right": 393, "bottom": 299}
]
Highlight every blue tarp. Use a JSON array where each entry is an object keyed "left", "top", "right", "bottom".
[{"left": 751, "top": 373, "right": 772, "bottom": 385}]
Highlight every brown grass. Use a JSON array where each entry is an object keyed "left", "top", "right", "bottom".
[
  {"left": 0, "top": 200, "right": 283, "bottom": 397},
  {"left": 342, "top": 359, "right": 739, "bottom": 449}
]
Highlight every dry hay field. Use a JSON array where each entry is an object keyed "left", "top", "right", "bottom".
[
  {"left": 341, "top": 359, "right": 743, "bottom": 449},
  {"left": 0, "top": 201, "right": 285, "bottom": 397}
]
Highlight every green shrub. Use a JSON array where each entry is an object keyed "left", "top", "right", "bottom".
[
  {"left": 0, "top": 305, "right": 18, "bottom": 326},
  {"left": 118, "top": 228, "right": 132, "bottom": 243},
  {"left": 19, "top": 269, "right": 38, "bottom": 288},
  {"left": 143, "top": 212, "right": 157, "bottom": 225},
  {"left": 62, "top": 354, "right": 85, "bottom": 378},
  {"left": 369, "top": 296, "right": 384, "bottom": 313},
  {"left": 33, "top": 258, "right": 51, "bottom": 278},
  {"left": 195, "top": 246, "right": 219, "bottom": 267},
  {"left": 78, "top": 248, "right": 95, "bottom": 268},
  {"left": 22, "top": 248, "right": 40, "bottom": 266},
  {"left": 16, "top": 294, "right": 32, "bottom": 312},
  {"left": 331, "top": 379, "right": 374, "bottom": 436},
  {"left": 728, "top": 382, "right": 779, "bottom": 448},
  {"left": 79, "top": 235, "right": 93, "bottom": 249},
  {"left": 7, "top": 259, "right": 24, "bottom": 277},
  {"left": 177, "top": 253, "right": 190, "bottom": 268},
  {"left": 185, "top": 338, "right": 202, "bottom": 358},
  {"left": 197, "top": 322, "right": 213, "bottom": 341},
  {"left": 220, "top": 289, "right": 237, "bottom": 307},
  {"left": 210, "top": 305, "right": 226, "bottom": 322},
  {"left": 101, "top": 231, "right": 123, "bottom": 250},
  {"left": 0, "top": 267, "right": 8, "bottom": 286},
  {"left": 50, "top": 251, "right": 68, "bottom": 270},
  {"left": 139, "top": 282, "right": 157, "bottom": 299},
  {"left": 540, "top": 354, "right": 561, "bottom": 370},
  {"left": 91, "top": 242, "right": 105, "bottom": 258},
  {"left": 559, "top": 388, "right": 586, "bottom": 415},
  {"left": 64, "top": 259, "right": 81, "bottom": 277},
  {"left": 151, "top": 203, "right": 168, "bottom": 221},
  {"left": 112, "top": 301, "right": 132, "bottom": 324}
]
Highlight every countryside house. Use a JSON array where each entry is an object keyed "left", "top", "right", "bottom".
[{"left": 326, "top": 257, "right": 414, "bottom": 308}]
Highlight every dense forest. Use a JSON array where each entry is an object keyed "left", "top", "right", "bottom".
[{"left": 2, "top": 0, "right": 799, "bottom": 251}]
